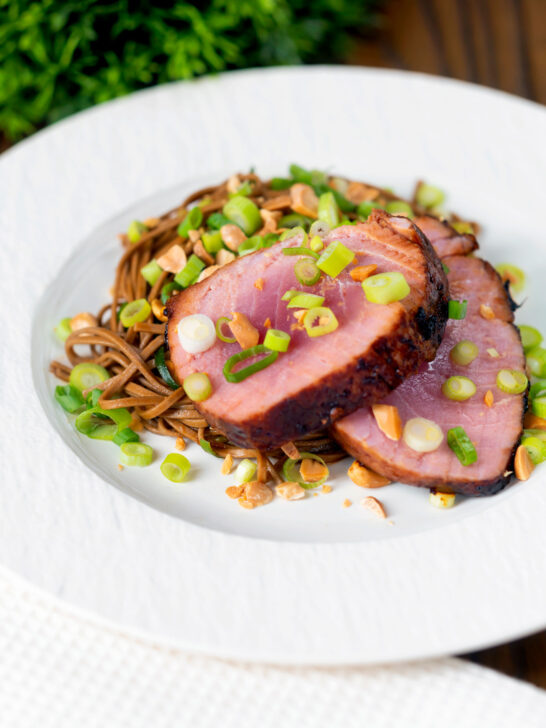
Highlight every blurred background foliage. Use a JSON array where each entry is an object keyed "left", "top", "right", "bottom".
[{"left": 0, "top": 0, "right": 381, "bottom": 143}]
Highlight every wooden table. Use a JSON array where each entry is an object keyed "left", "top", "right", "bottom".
[{"left": 349, "top": 0, "right": 546, "bottom": 688}]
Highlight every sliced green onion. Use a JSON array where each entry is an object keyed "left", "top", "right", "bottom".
[
  {"left": 449, "top": 340, "right": 479, "bottom": 366},
  {"left": 403, "top": 418, "right": 443, "bottom": 452},
  {"left": 207, "top": 212, "right": 232, "bottom": 230},
  {"left": 119, "top": 298, "right": 151, "bottom": 328},
  {"left": 526, "top": 347, "right": 546, "bottom": 378},
  {"left": 357, "top": 199, "right": 383, "bottom": 220},
  {"left": 303, "top": 307, "right": 339, "bottom": 337},
  {"left": 155, "top": 346, "right": 180, "bottom": 390},
  {"left": 452, "top": 221, "right": 474, "bottom": 234},
  {"left": 317, "top": 240, "right": 355, "bottom": 278},
  {"left": 279, "top": 213, "right": 312, "bottom": 230},
  {"left": 223, "top": 195, "right": 261, "bottom": 236},
  {"left": 127, "top": 220, "right": 147, "bottom": 244},
  {"left": 177, "top": 207, "right": 203, "bottom": 239},
  {"left": 199, "top": 438, "right": 218, "bottom": 456},
  {"left": 524, "top": 429, "right": 546, "bottom": 443},
  {"left": 113, "top": 428, "right": 140, "bottom": 446},
  {"left": 519, "top": 325, "right": 543, "bottom": 352},
  {"left": 282, "top": 245, "right": 318, "bottom": 259},
  {"left": 262, "top": 232, "right": 279, "bottom": 248},
  {"left": 532, "top": 396, "right": 546, "bottom": 419},
  {"left": 448, "top": 300, "right": 468, "bottom": 319},
  {"left": 229, "top": 179, "right": 252, "bottom": 197},
  {"left": 264, "top": 329, "right": 291, "bottom": 352},
  {"left": 281, "top": 290, "right": 300, "bottom": 301},
  {"left": 385, "top": 200, "right": 414, "bottom": 218},
  {"left": 495, "top": 263, "right": 526, "bottom": 294},
  {"left": 76, "top": 406, "right": 131, "bottom": 441},
  {"left": 282, "top": 452, "right": 329, "bottom": 489},
  {"left": 160, "top": 281, "right": 182, "bottom": 305},
  {"left": 521, "top": 436, "right": 546, "bottom": 465},
  {"left": 234, "top": 458, "right": 257, "bottom": 484},
  {"left": 309, "top": 235, "right": 324, "bottom": 252},
  {"left": 280, "top": 226, "right": 308, "bottom": 243},
  {"left": 287, "top": 293, "right": 325, "bottom": 309},
  {"left": 447, "top": 426, "right": 478, "bottom": 466},
  {"left": 119, "top": 442, "right": 153, "bottom": 467},
  {"left": 85, "top": 388, "right": 102, "bottom": 408},
  {"left": 140, "top": 259, "right": 162, "bottom": 286},
  {"left": 161, "top": 453, "right": 191, "bottom": 482},
  {"left": 317, "top": 191, "right": 340, "bottom": 229},
  {"left": 415, "top": 183, "right": 445, "bottom": 209},
  {"left": 294, "top": 258, "right": 321, "bottom": 286},
  {"left": 270, "top": 177, "right": 292, "bottom": 190},
  {"left": 442, "top": 263, "right": 450, "bottom": 275},
  {"left": 442, "top": 376, "right": 477, "bottom": 401},
  {"left": 69, "top": 362, "right": 110, "bottom": 392},
  {"left": 309, "top": 220, "right": 330, "bottom": 237},
  {"left": 362, "top": 272, "right": 410, "bottom": 304},
  {"left": 54, "top": 317, "right": 72, "bottom": 342},
  {"left": 174, "top": 254, "right": 206, "bottom": 288},
  {"left": 496, "top": 369, "right": 528, "bottom": 395},
  {"left": 289, "top": 164, "right": 327, "bottom": 187},
  {"left": 202, "top": 231, "right": 223, "bottom": 254},
  {"left": 238, "top": 235, "right": 262, "bottom": 256},
  {"left": 54, "top": 385, "right": 85, "bottom": 413},
  {"left": 223, "top": 345, "right": 278, "bottom": 383},
  {"left": 183, "top": 372, "right": 212, "bottom": 402},
  {"left": 529, "top": 380, "right": 546, "bottom": 401},
  {"left": 216, "top": 317, "right": 236, "bottom": 343}
]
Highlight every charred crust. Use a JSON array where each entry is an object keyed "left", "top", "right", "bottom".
[{"left": 503, "top": 280, "right": 521, "bottom": 311}]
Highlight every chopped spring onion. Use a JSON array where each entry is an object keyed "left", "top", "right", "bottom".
[
  {"left": 317, "top": 191, "right": 340, "bottom": 229},
  {"left": 429, "top": 490, "right": 456, "bottom": 509},
  {"left": 127, "top": 220, "right": 147, "bottom": 243},
  {"left": 487, "top": 348, "right": 500, "bottom": 358},
  {"left": 452, "top": 221, "right": 474, "bottom": 234},
  {"left": 223, "top": 195, "right": 261, "bottom": 236},
  {"left": 526, "top": 347, "right": 546, "bottom": 378},
  {"left": 223, "top": 345, "right": 278, "bottom": 383},
  {"left": 448, "top": 299, "right": 468, "bottom": 319},
  {"left": 529, "top": 380, "right": 546, "bottom": 401},
  {"left": 140, "top": 259, "right": 162, "bottom": 286},
  {"left": 442, "top": 263, "right": 450, "bottom": 275},
  {"left": 183, "top": 372, "right": 213, "bottom": 402},
  {"left": 496, "top": 369, "right": 528, "bottom": 395},
  {"left": 85, "top": 388, "right": 102, "bottom": 408},
  {"left": 200, "top": 438, "right": 218, "bottom": 456},
  {"left": 160, "top": 281, "right": 182, "bottom": 304},
  {"left": 287, "top": 293, "right": 325, "bottom": 309},
  {"left": 385, "top": 200, "right": 414, "bottom": 218},
  {"left": 238, "top": 235, "right": 263, "bottom": 256},
  {"left": 282, "top": 245, "right": 318, "bottom": 259},
  {"left": 449, "top": 340, "right": 478, "bottom": 366},
  {"left": 532, "top": 396, "right": 546, "bottom": 420},
  {"left": 177, "top": 207, "right": 203, "bottom": 238},
  {"left": 309, "top": 235, "right": 324, "bottom": 252},
  {"left": 54, "top": 385, "right": 85, "bottom": 413},
  {"left": 447, "top": 426, "right": 477, "bottom": 466},
  {"left": 234, "top": 459, "right": 257, "bottom": 484},
  {"left": 207, "top": 212, "right": 232, "bottom": 230},
  {"left": 216, "top": 317, "right": 236, "bottom": 343},
  {"left": 303, "top": 307, "right": 339, "bottom": 338},
  {"left": 229, "top": 179, "right": 253, "bottom": 197},
  {"left": 113, "top": 428, "right": 140, "bottom": 446},
  {"left": 289, "top": 164, "right": 328, "bottom": 187},
  {"left": 120, "top": 298, "right": 151, "bottom": 328},
  {"left": 281, "top": 290, "right": 300, "bottom": 302},
  {"left": 177, "top": 314, "right": 216, "bottom": 354},
  {"left": 69, "top": 362, "right": 110, "bottom": 392},
  {"left": 520, "top": 436, "right": 546, "bottom": 465},
  {"left": 403, "top": 417, "right": 443, "bottom": 453},
  {"left": 155, "top": 346, "right": 180, "bottom": 390},
  {"left": 519, "top": 325, "right": 543, "bottom": 352},
  {"left": 201, "top": 231, "right": 224, "bottom": 254},
  {"left": 76, "top": 406, "right": 132, "bottom": 441},
  {"left": 174, "top": 254, "right": 206, "bottom": 288},
  {"left": 294, "top": 258, "right": 321, "bottom": 286},
  {"left": 279, "top": 213, "right": 312, "bottom": 230},
  {"left": 264, "top": 329, "right": 291, "bottom": 352},
  {"left": 262, "top": 232, "right": 279, "bottom": 248},
  {"left": 415, "top": 183, "right": 445, "bottom": 209},
  {"left": 119, "top": 442, "right": 153, "bottom": 467},
  {"left": 282, "top": 452, "right": 329, "bottom": 489},
  {"left": 524, "top": 429, "right": 546, "bottom": 443},
  {"left": 495, "top": 263, "right": 526, "bottom": 294},
  {"left": 357, "top": 200, "right": 383, "bottom": 219},
  {"left": 54, "top": 317, "right": 72, "bottom": 342},
  {"left": 270, "top": 177, "right": 292, "bottom": 190},
  {"left": 280, "top": 226, "right": 308, "bottom": 243},
  {"left": 317, "top": 240, "right": 355, "bottom": 278},
  {"left": 362, "top": 271, "right": 410, "bottom": 304},
  {"left": 161, "top": 453, "right": 191, "bottom": 482},
  {"left": 309, "top": 220, "right": 330, "bottom": 238},
  {"left": 442, "top": 376, "right": 477, "bottom": 401}
]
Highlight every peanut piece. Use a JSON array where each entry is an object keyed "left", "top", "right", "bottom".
[
  {"left": 220, "top": 224, "right": 247, "bottom": 251},
  {"left": 229, "top": 312, "right": 259, "bottom": 349},
  {"left": 371, "top": 404, "right": 402, "bottom": 441},
  {"left": 514, "top": 445, "right": 534, "bottom": 481},
  {"left": 156, "top": 244, "right": 187, "bottom": 274},
  {"left": 350, "top": 264, "right": 378, "bottom": 282},
  {"left": 348, "top": 461, "right": 391, "bottom": 488},
  {"left": 70, "top": 312, "right": 97, "bottom": 331},
  {"left": 361, "top": 496, "right": 387, "bottom": 519},
  {"left": 275, "top": 482, "right": 306, "bottom": 501},
  {"left": 290, "top": 183, "right": 318, "bottom": 218}
]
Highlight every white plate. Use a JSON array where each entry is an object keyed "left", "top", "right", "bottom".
[{"left": 2, "top": 67, "right": 546, "bottom": 665}]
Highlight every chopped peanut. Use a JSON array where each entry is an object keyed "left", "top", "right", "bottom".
[
  {"left": 70, "top": 312, "right": 97, "bottom": 331},
  {"left": 342, "top": 499, "right": 352, "bottom": 508},
  {"left": 487, "top": 348, "right": 500, "bottom": 358},
  {"left": 348, "top": 461, "right": 391, "bottom": 488},
  {"left": 275, "top": 482, "right": 306, "bottom": 500},
  {"left": 221, "top": 454, "right": 234, "bottom": 475},
  {"left": 262, "top": 193, "right": 291, "bottom": 211},
  {"left": 264, "top": 317, "right": 272, "bottom": 328},
  {"left": 226, "top": 485, "right": 245, "bottom": 499},
  {"left": 281, "top": 441, "right": 300, "bottom": 460},
  {"left": 220, "top": 224, "right": 247, "bottom": 251},
  {"left": 479, "top": 304, "right": 495, "bottom": 320},
  {"left": 484, "top": 390, "right": 494, "bottom": 407},
  {"left": 350, "top": 264, "right": 378, "bottom": 282},
  {"left": 258, "top": 209, "right": 281, "bottom": 235},
  {"left": 299, "top": 458, "right": 329, "bottom": 483},
  {"left": 193, "top": 240, "right": 215, "bottom": 266},
  {"left": 156, "top": 244, "right": 187, "bottom": 274},
  {"left": 290, "top": 183, "right": 319, "bottom": 218},
  {"left": 361, "top": 496, "right": 387, "bottom": 519},
  {"left": 197, "top": 265, "right": 219, "bottom": 282},
  {"left": 151, "top": 298, "right": 168, "bottom": 322},
  {"left": 188, "top": 229, "right": 201, "bottom": 244},
  {"left": 515, "top": 444, "right": 534, "bottom": 481},
  {"left": 175, "top": 437, "right": 186, "bottom": 451},
  {"left": 321, "top": 485, "right": 332, "bottom": 494},
  {"left": 372, "top": 404, "right": 402, "bottom": 441},
  {"left": 429, "top": 490, "right": 456, "bottom": 508},
  {"left": 229, "top": 312, "right": 259, "bottom": 349},
  {"left": 524, "top": 413, "right": 546, "bottom": 430},
  {"left": 143, "top": 217, "right": 160, "bottom": 228},
  {"left": 226, "top": 174, "right": 242, "bottom": 195},
  {"left": 238, "top": 481, "right": 273, "bottom": 509},
  {"left": 292, "top": 309, "right": 307, "bottom": 324},
  {"left": 345, "top": 181, "right": 380, "bottom": 204},
  {"left": 117, "top": 464, "right": 124, "bottom": 472},
  {"left": 216, "top": 249, "right": 236, "bottom": 266},
  {"left": 254, "top": 278, "right": 264, "bottom": 291}
]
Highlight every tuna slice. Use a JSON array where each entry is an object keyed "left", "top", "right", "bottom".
[
  {"left": 167, "top": 210, "right": 448, "bottom": 449},
  {"left": 332, "top": 254, "right": 525, "bottom": 495},
  {"left": 413, "top": 215, "right": 478, "bottom": 258}
]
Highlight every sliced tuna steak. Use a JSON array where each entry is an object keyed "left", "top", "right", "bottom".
[
  {"left": 413, "top": 215, "right": 478, "bottom": 258},
  {"left": 332, "top": 255, "right": 525, "bottom": 495},
  {"left": 167, "top": 210, "right": 448, "bottom": 449}
]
